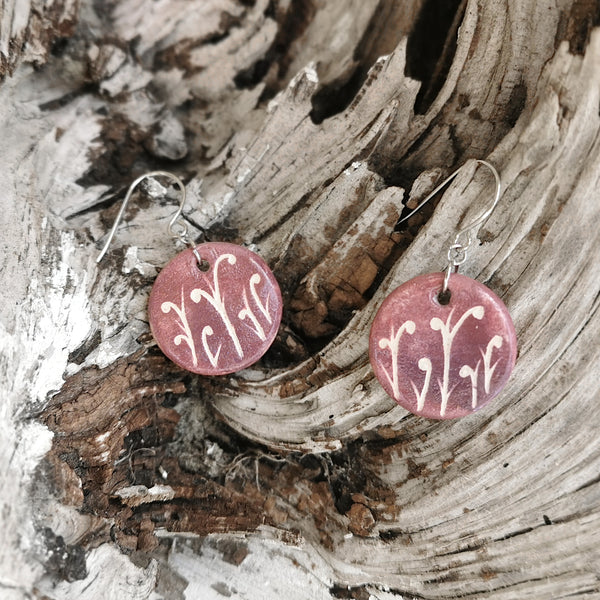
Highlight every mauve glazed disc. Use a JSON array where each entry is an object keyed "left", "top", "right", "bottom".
[
  {"left": 369, "top": 272, "right": 517, "bottom": 419},
  {"left": 148, "top": 242, "right": 282, "bottom": 375}
]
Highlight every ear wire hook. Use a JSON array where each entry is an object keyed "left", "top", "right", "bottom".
[
  {"left": 397, "top": 159, "right": 501, "bottom": 294},
  {"left": 96, "top": 171, "right": 194, "bottom": 264}
]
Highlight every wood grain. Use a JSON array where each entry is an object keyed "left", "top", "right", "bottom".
[
  {"left": 0, "top": 0, "right": 78, "bottom": 79},
  {"left": 1, "top": 0, "right": 600, "bottom": 598}
]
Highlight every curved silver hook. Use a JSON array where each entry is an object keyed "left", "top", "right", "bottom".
[
  {"left": 397, "top": 159, "right": 501, "bottom": 293},
  {"left": 397, "top": 159, "right": 501, "bottom": 234},
  {"left": 96, "top": 171, "right": 188, "bottom": 263}
]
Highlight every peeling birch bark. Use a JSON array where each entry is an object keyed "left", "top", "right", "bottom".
[
  {"left": 1, "top": 0, "right": 600, "bottom": 599},
  {"left": 0, "top": 0, "right": 79, "bottom": 78}
]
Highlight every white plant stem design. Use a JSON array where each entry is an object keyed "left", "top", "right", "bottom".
[
  {"left": 250, "top": 271, "right": 272, "bottom": 324},
  {"left": 378, "top": 321, "right": 416, "bottom": 400},
  {"left": 458, "top": 334, "right": 504, "bottom": 406},
  {"left": 201, "top": 326, "right": 221, "bottom": 368},
  {"left": 430, "top": 306, "right": 485, "bottom": 417},
  {"left": 482, "top": 335, "right": 503, "bottom": 393},
  {"left": 459, "top": 335, "right": 504, "bottom": 408},
  {"left": 190, "top": 253, "right": 244, "bottom": 359},
  {"left": 411, "top": 358, "right": 433, "bottom": 411},
  {"left": 161, "top": 289, "right": 198, "bottom": 367},
  {"left": 459, "top": 361, "right": 481, "bottom": 408},
  {"left": 238, "top": 288, "right": 266, "bottom": 341}
]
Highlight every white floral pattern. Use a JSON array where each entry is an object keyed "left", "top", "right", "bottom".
[
  {"left": 378, "top": 306, "right": 505, "bottom": 417},
  {"left": 158, "top": 252, "right": 277, "bottom": 369},
  {"left": 160, "top": 289, "right": 198, "bottom": 367}
]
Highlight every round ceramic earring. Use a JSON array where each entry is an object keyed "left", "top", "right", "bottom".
[
  {"left": 96, "top": 171, "right": 282, "bottom": 375},
  {"left": 369, "top": 160, "right": 517, "bottom": 419}
]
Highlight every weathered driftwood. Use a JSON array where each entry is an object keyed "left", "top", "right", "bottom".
[
  {"left": 2, "top": 0, "right": 600, "bottom": 598},
  {"left": 0, "top": 0, "right": 78, "bottom": 79}
]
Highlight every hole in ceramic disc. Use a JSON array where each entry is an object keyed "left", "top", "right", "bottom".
[
  {"left": 437, "top": 288, "right": 451, "bottom": 305},
  {"left": 197, "top": 258, "right": 210, "bottom": 272}
]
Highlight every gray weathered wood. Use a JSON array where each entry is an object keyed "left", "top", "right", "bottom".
[{"left": 1, "top": 0, "right": 600, "bottom": 598}]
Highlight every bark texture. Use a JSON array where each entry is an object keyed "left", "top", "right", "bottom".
[{"left": 1, "top": 0, "right": 600, "bottom": 598}]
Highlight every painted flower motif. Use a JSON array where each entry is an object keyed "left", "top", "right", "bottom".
[
  {"left": 370, "top": 273, "right": 517, "bottom": 419},
  {"left": 148, "top": 243, "right": 282, "bottom": 375}
]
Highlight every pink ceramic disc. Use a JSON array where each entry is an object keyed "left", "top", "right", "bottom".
[
  {"left": 370, "top": 272, "right": 517, "bottom": 419},
  {"left": 148, "top": 242, "right": 282, "bottom": 375}
]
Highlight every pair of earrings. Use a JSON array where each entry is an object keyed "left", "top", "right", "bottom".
[{"left": 96, "top": 161, "right": 516, "bottom": 420}]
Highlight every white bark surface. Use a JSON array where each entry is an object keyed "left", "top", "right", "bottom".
[{"left": 1, "top": 0, "right": 600, "bottom": 598}]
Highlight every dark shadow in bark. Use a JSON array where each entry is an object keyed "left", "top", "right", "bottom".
[
  {"left": 404, "top": 0, "right": 465, "bottom": 114},
  {"left": 309, "top": 0, "right": 420, "bottom": 124},
  {"left": 556, "top": 0, "right": 600, "bottom": 55},
  {"left": 235, "top": 0, "right": 317, "bottom": 94}
]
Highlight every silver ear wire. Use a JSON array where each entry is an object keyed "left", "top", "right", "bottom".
[
  {"left": 96, "top": 171, "right": 200, "bottom": 264},
  {"left": 397, "top": 159, "right": 501, "bottom": 293}
]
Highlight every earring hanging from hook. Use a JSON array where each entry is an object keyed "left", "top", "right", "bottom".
[
  {"left": 96, "top": 171, "right": 206, "bottom": 268},
  {"left": 96, "top": 171, "right": 283, "bottom": 376},
  {"left": 369, "top": 159, "right": 516, "bottom": 420},
  {"left": 396, "top": 159, "right": 501, "bottom": 297}
]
